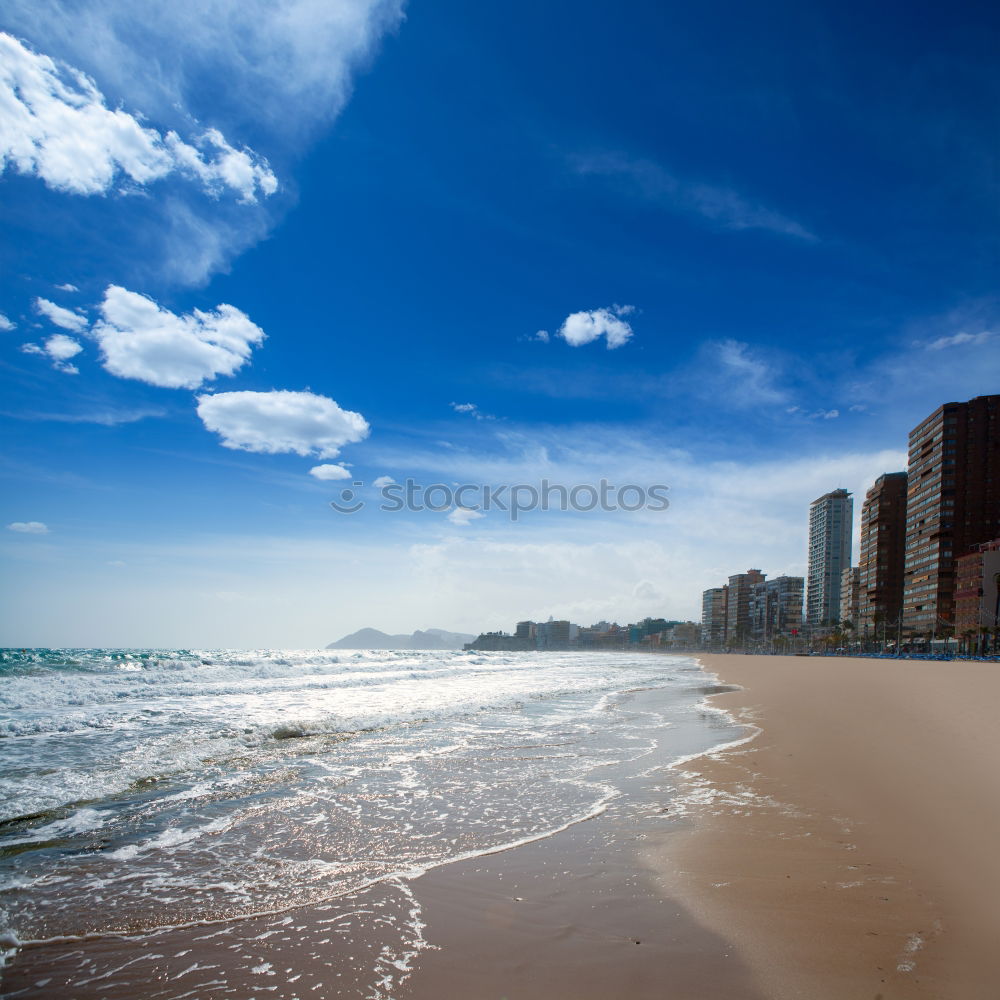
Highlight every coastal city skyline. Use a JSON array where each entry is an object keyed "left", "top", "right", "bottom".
[
  {"left": 3, "top": 4, "right": 999, "bottom": 647},
  {"left": 465, "top": 393, "right": 999, "bottom": 655}
]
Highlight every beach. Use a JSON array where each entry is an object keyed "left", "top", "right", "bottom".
[
  {"left": 660, "top": 653, "right": 1000, "bottom": 999},
  {"left": 3, "top": 650, "right": 998, "bottom": 998}
]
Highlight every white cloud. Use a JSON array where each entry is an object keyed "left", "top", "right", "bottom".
[
  {"left": 0, "top": 313, "right": 15, "bottom": 331},
  {"left": 572, "top": 152, "right": 816, "bottom": 241},
  {"left": 92, "top": 284, "right": 265, "bottom": 389},
  {"left": 56, "top": 282, "right": 78, "bottom": 292},
  {"left": 558, "top": 306, "right": 634, "bottom": 350},
  {"left": 3, "top": 2, "right": 406, "bottom": 143},
  {"left": 811, "top": 409, "right": 840, "bottom": 420},
  {"left": 632, "top": 580, "right": 661, "bottom": 601},
  {"left": 7, "top": 521, "right": 49, "bottom": 534},
  {"left": 309, "top": 463, "right": 353, "bottom": 481},
  {"left": 373, "top": 475, "right": 396, "bottom": 488},
  {"left": 0, "top": 33, "right": 277, "bottom": 202},
  {"left": 450, "top": 401, "right": 496, "bottom": 421},
  {"left": 447, "top": 507, "right": 484, "bottom": 527},
  {"left": 196, "top": 389, "right": 370, "bottom": 458},
  {"left": 44, "top": 333, "right": 83, "bottom": 361},
  {"left": 21, "top": 333, "right": 83, "bottom": 373},
  {"left": 34, "top": 297, "right": 88, "bottom": 332},
  {"left": 710, "top": 339, "right": 786, "bottom": 405},
  {"left": 924, "top": 330, "right": 993, "bottom": 351}
]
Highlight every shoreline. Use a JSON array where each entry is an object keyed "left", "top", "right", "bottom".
[
  {"left": 1, "top": 672, "right": 762, "bottom": 999},
  {"left": 6, "top": 653, "right": 998, "bottom": 997},
  {"left": 655, "top": 653, "right": 1000, "bottom": 999}
]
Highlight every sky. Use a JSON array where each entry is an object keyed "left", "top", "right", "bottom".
[{"left": 1, "top": 0, "right": 998, "bottom": 647}]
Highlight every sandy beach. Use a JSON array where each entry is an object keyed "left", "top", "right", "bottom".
[
  {"left": 660, "top": 653, "right": 1000, "bottom": 999},
  {"left": 5, "top": 652, "right": 999, "bottom": 999}
]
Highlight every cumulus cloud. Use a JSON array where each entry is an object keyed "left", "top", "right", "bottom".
[
  {"left": 447, "top": 507, "right": 484, "bottom": 527},
  {"left": 196, "top": 390, "right": 370, "bottom": 458},
  {"left": 21, "top": 333, "right": 84, "bottom": 373},
  {"left": 7, "top": 521, "right": 49, "bottom": 534},
  {"left": 309, "top": 463, "right": 353, "bottom": 481},
  {"left": 520, "top": 329, "right": 549, "bottom": 343},
  {"left": 91, "top": 285, "right": 265, "bottom": 389},
  {"left": 34, "top": 296, "right": 88, "bottom": 332},
  {"left": 0, "top": 313, "right": 15, "bottom": 331},
  {"left": 56, "top": 282, "right": 78, "bottom": 292},
  {"left": 0, "top": 33, "right": 277, "bottom": 202},
  {"left": 373, "top": 475, "right": 396, "bottom": 488},
  {"left": 558, "top": 305, "right": 634, "bottom": 349}
]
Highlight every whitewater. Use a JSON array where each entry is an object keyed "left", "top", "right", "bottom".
[{"left": 0, "top": 647, "right": 741, "bottom": 994}]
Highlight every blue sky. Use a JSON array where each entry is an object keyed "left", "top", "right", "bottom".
[{"left": 2, "top": 0, "right": 998, "bottom": 646}]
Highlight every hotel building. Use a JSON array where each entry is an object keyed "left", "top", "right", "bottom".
[
  {"left": 807, "top": 489, "right": 853, "bottom": 626},
  {"left": 857, "top": 472, "right": 908, "bottom": 633},
  {"left": 726, "top": 569, "right": 766, "bottom": 644},
  {"left": 839, "top": 566, "right": 860, "bottom": 627},
  {"left": 902, "top": 395, "right": 1000, "bottom": 633},
  {"left": 701, "top": 587, "right": 728, "bottom": 649}
]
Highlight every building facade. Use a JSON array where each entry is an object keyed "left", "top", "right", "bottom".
[
  {"left": 902, "top": 395, "right": 1000, "bottom": 633},
  {"left": 750, "top": 576, "right": 804, "bottom": 641},
  {"left": 955, "top": 538, "right": 1000, "bottom": 637},
  {"left": 857, "top": 472, "right": 908, "bottom": 634},
  {"left": 807, "top": 489, "right": 854, "bottom": 626},
  {"left": 839, "top": 566, "right": 860, "bottom": 627},
  {"left": 726, "top": 569, "right": 766, "bottom": 645},
  {"left": 701, "top": 587, "right": 728, "bottom": 649}
]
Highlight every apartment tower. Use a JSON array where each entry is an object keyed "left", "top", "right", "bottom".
[
  {"left": 726, "top": 569, "right": 766, "bottom": 644},
  {"left": 903, "top": 395, "right": 1000, "bottom": 633},
  {"left": 701, "top": 587, "right": 728, "bottom": 649},
  {"left": 857, "top": 472, "right": 908, "bottom": 633},
  {"left": 807, "top": 489, "right": 854, "bottom": 626}
]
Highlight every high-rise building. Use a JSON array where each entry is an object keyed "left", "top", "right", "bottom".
[
  {"left": 807, "top": 489, "right": 854, "bottom": 626},
  {"left": 839, "top": 566, "right": 860, "bottom": 627},
  {"left": 750, "top": 576, "right": 804, "bottom": 640},
  {"left": 902, "top": 395, "right": 1000, "bottom": 633},
  {"left": 726, "top": 569, "right": 766, "bottom": 644},
  {"left": 858, "top": 472, "right": 908, "bottom": 634},
  {"left": 701, "top": 587, "right": 728, "bottom": 649}
]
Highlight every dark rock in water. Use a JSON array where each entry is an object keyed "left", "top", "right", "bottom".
[{"left": 326, "top": 627, "right": 476, "bottom": 650}]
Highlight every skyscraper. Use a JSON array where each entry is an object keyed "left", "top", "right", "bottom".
[
  {"left": 839, "top": 566, "right": 860, "bottom": 628},
  {"left": 701, "top": 587, "right": 728, "bottom": 649},
  {"left": 750, "top": 576, "right": 805, "bottom": 641},
  {"left": 726, "top": 569, "right": 765, "bottom": 643},
  {"left": 807, "top": 489, "right": 853, "bottom": 626},
  {"left": 858, "top": 472, "right": 908, "bottom": 633},
  {"left": 902, "top": 395, "right": 1000, "bottom": 633}
]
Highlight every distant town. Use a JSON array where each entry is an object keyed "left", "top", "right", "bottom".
[{"left": 467, "top": 394, "right": 1000, "bottom": 659}]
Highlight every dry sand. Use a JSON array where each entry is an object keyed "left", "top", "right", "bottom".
[{"left": 658, "top": 653, "right": 1000, "bottom": 1000}]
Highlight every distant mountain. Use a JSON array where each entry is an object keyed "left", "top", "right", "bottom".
[{"left": 326, "top": 627, "right": 477, "bottom": 650}]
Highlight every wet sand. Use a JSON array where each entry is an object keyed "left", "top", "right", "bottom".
[
  {"left": 660, "top": 653, "right": 1000, "bottom": 999},
  {"left": 8, "top": 654, "right": 997, "bottom": 998},
  {"left": 1, "top": 680, "right": 762, "bottom": 1000}
]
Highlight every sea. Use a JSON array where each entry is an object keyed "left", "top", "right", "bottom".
[{"left": 0, "top": 647, "right": 743, "bottom": 997}]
